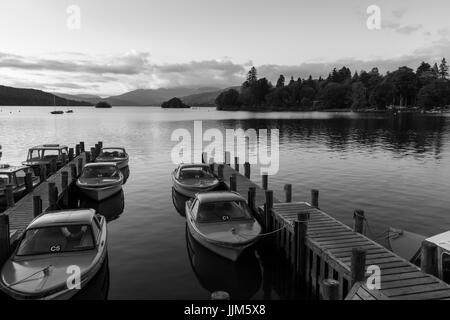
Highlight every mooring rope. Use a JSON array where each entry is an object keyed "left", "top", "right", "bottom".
[{"left": 234, "top": 223, "right": 288, "bottom": 239}]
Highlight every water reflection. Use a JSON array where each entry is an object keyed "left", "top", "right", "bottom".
[
  {"left": 172, "top": 187, "right": 189, "bottom": 217},
  {"left": 78, "top": 190, "right": 125, "bottom": 222},
  {"left": 72, "top": 257, "right": 110, "bottom": 300},
  {"left": 185, "top": 225, "right": 262, "bottom": 299}
]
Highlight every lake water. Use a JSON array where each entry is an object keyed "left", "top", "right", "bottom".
[{"left": 1, "top": 106, "right": 450, "bottom": 299}]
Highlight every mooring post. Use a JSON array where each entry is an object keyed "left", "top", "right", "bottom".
[
  {"left": 234, "top": 157, "right": 239, "bottom": 172},
  {"left": 50, "top": 158, "right": 57, "bottom": 174},
  {"left": 98, "top": 141, "right": 103, "bottom": 150},
  {"left": 202, "top": 152, "right": 207, "bottom": 164},
  {"left": 322, "top": 279, "right": 340, "bottom": 300},
  {"left": 209, "top": 162, "right": 215, "bottom": 174},
  {"left": 264, "top": 190, "right": 274, "bottom": 232},
  {"left": 77, "top": 157, "right": 83, "bottom": 177},
  {"left": 80, "top": 141, "right": 85, "bottom": 153},
  {"left": 230, "top": 174, "right": 237, "bottom": 192},
  {"left": 91, "top": 147, "right": 97, "bottom": 161},
  {"left": 224, "top": 152, "right": 230, "bottom": 165},
  {"left": 40, "top": 164, "right": 47, "bottom": 182},
  {"left": 5, "top": 185, "right": 14, "bottom": 208},
  {"left": 48, "top": 182, "right": 58, "bottom": 211},
  {"left": 217, "top": 164, "right": 224, "bottom": 181},
  {"left": 294, "top": 212, "right": 309, "bottom": 276},
  {"left": 25, "top": 172, "right": 34, "bottom": 194},
  {"left": 0, "top": 215, "right": 11, "bottom": 266},
  {"left": 70, "top": 163, "right": 77, "bottom": 181},
  {"left": 211, "top": 291, "right": 230, "bottom": 300},
  {"left": 33, "top": 195, "right": 42, "bottom": 218},
  {"left": 421, "top": 241, "right": 438, "bottom": 277},
  {"left": 284, "top": 184, "right": 292, "bottom": 203},
  {"left": 353, "top": 209, "right": 365, "bottom": 234},
  {"left": 68, "top": 148, "right": 74, "bottom": 161},
  {"left": 248, "top": 187, "right": 256, "bottom": 211},
  {"left": 311, "top": 189, "right": 319, "bottom": 208},
  {"left": 351, "top": 248, "right": 367, "bottom": 286},
  {"left": 61, "top": 171, "right": 69, "bottom": 207},
  {"left": 75, "top": 144, "right": 80, "bottom": 156},
  {"left": 61, "top": 152, "right": 67, "bottom": 166},
  {"left": 262, "top": 174, "right": 268, "bottom": 190},
  {"left": 85, "top": 151, "right": 91, "bottom": 164},
  {"left": 244, "top": 162, "right": 251, "bottom": 179}
]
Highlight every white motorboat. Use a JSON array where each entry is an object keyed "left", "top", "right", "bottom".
[
  {"left": 185, "top": 191, "right": 261, "bottom": 261},
  {"left": 0, "top": 209, "right": 107, "bottom": 300},
  {"left": 95, "top": 147, "right": 129, "bottom": 169},
  {"left": 76, "top": 163, "right": 123, "bottom": 201},
  {"left": 172, "top": 164, "right": 220, "bottom": 198}
]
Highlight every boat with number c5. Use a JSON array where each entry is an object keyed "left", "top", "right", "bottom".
[{"left": 0, "top": 209, "right": 107, "bottom": 300}]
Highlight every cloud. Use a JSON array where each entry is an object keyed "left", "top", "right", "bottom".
[{"left": 383, "top": 20, "right": 423, "bottom": 34}]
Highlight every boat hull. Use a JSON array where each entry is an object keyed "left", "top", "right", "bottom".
[
  {"left": 77, "top": 183, "right": 122, "bottom": 201},
  {"left": 172, "top": 173, "right": 220, "bottom": 198}
]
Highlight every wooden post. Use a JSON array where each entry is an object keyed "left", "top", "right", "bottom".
[
  {"left": 234, "top": 157, "right": 239, "bottom": 172},
  {"left": 61, "top": 152, "right": 67, "bottom": 166},
  {"left": 230, "top": 174, "right": 237, "bottom": 192},
  {"left": 294, "top": 212, "right": 309, "bottom": 276},
  {"left": 217, "top": 164, "right": 224, "bottom": 181},
  {"left": 80, "top": 141, "right": 85, "bottom": 153},
  {"left": 421, "top": 241, "right": 438, "bottom": 277},
  {"left": 25, "top": 172, "right": 34, "bottom": 194},
  {"left": 85, "top": 151, "right": 91, "bottom": 163},
  {"left": 248, "top": 187, "right": 256, "bottom": 211},
  {"left": 311, "top": 189, "right": 319, "bottom": 208},
  {"left": 48, "top": 182, "right": 58, "bottom": 211},
  {"left": 262, "top": 174, "right": 268, "bottom": 190},
  {"left": 5, "top": 185, "right": 14, "bottom": 208},
  {"left": 91, "top": 147, "right": 97, "bottom": 161},
  {"left": 95, "top": 143, "right": 100, "bottom": 156},
  {"left": 68, "top": 148, "right": 74, "bottom": 161},
  {"left": 202, "top": 152, "right": 207, "bottom": 164},
  {"left": 244, "top": 162, "right": 250, "bottom": 179},
  {"left": 211, "top": 291, "right": 230, "bottom": 300},
  {"left": 353, "top": 209, "right": 365, "bottom": 234},
  {"left": 70, "top": 163, "right": 77, "bottom": 181},
  {"left": 224, "top": 151, "right": 230, "bottom": 165},
  {"left": 0, "top": 215, "right": 10, "bottom": 265},
  {"left": 61, "top": 171, "right": 69, "bottom": 207},
  {"left": 77, "top": 157, "right": 83, "bottom": 177},
  {"left": 264, "top": 190, "right": 274, "bottom": 231},
  {"left": 209, "top": 162, "right": 215, "bottom": 174},
  {"left": 284, "top": 184, "right": 292, "bottom": 202},
  {"left": 40, "top": 164, "right": 47, "bottom": 182},
  {"left": 50, "top": 158, "right": 57, "bottom": 174},
  {"left": 351, "top": 248, "right": 367, "bottom": 285},
  {"left": 322, "top": 279, "right": 340, "bottom": 300},
  {"left": 75, "top": 144, "right": 80, "bottom": 156},
  {"left": 98, "top": 141, "right": 103, "bottom": 149},
  {"left": 33, "top": 195, "right": 42, "bottom": 218}
]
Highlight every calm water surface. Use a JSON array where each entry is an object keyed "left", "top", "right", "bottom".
[{"left": 1, "top": 106, "right": 449, "bottom": 299}]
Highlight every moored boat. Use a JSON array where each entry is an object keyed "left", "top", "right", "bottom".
[
  {"left": 95, "top": 147, "right": 129, "bottom": 169},
  {"left": 0, "top": 164, "right": 40, "bottom": 207},
  {"left": 172, "top": 164, "right": 220, "bottom": 198},
  {"left": 22, "top": 144, "right": 69, "bottom": 176},
  {"left": 0, "top": 209, "right": 107, "bottom": 300},
  {"left": 76, "top": 163, "right": 123, "bottom": 201},
  {"left": 185, "top": 191, "right": 262, "bottom": 261}
]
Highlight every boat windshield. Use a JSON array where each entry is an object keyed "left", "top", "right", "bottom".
[
  {"left": 28, "top": 149, "right": 42, "bottom": 161},
  {"left": 179, "top": 167, "right": 213, "bottom": 180},
  {"left": 42, "top": 149, "right": 60, "bottom": 160},
  {"left": 100, "top": 149, "right": 126, "bottom": 158},
  {"left": 197, "top": 200, "right": 252, "bottom": 223},
  {"left": 16, "top": 225, "right": 95, "bottom": 256},
  {"left": 82, "top": 166, "right": 119, "bottom": 178},
  {"left": 0, "top": 174, "right": 10, "bottom": 190}
]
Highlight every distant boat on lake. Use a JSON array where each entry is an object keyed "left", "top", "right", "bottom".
[
  {"left": 95, "top": 101, "right": 112, "bottom": 108},
  {"left": 50, "top": 96, "right": 64, "bottom": 114}
]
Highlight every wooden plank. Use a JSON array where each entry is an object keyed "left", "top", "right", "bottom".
[
  {"left": 382, "top": 283, "right": 450, "bottom": 297},
  {"left": 390, "top": 289, "right": 450, "bottom": 300},
  {"left": 381, "top": 277, "right": 438, "bottom": 290}
]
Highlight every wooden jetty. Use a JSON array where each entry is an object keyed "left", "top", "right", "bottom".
[
  {"left": 0, "top": 141, "right": 103, "bottom": 267},
  {"left": 210, "top": 154, "right": 450, "bottom": 300}
]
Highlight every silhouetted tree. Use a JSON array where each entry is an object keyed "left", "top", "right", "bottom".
[{"left": 439, "top": 58, "right": 449, "bottom": 79}]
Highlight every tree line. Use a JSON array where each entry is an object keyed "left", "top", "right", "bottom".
[{"left": 215, "top": 59, "right": 450, "bottom": 111}]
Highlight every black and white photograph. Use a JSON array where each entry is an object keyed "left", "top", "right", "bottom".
[{"left": 1, "top": 0, "right": 450, "bottom": 309}]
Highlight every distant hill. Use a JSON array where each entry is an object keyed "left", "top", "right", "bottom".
[
  {"left": 179, "top": 86, "right": 240, "bottom": 106},
  {"left": 104, "top": 87, "right": 221, "bottom": 106},
  {"left": 53, "top": 93, "right": 102, "bottom": 105},
  {"left": 0, "top": 85, "right": 92, "bottom": 106}
]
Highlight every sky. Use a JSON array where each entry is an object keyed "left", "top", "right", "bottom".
[{"left": 0, "top": 0, "right": 449, "bottom": 96}]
